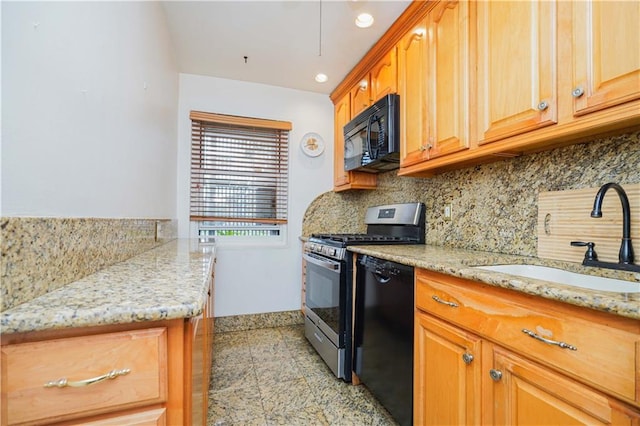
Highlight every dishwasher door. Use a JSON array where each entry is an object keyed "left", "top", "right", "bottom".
[{"left": 353, "top": 254, "right": 414, "bottom": 426}]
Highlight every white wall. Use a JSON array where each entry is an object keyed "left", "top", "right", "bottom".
[
  {"left": 177, "top": 74, "right": 334, "bottom": 316},
  {"left": 1, "top": 2, "right": 178, "bottom": 218}
]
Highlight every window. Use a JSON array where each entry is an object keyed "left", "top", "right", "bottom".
[{"left": 189, "top": 111, "right": 291, "bottom": 239}]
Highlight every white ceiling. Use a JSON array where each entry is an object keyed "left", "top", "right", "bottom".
[{"left": 161, "top": 1, "right": 411, "bottom": 95}]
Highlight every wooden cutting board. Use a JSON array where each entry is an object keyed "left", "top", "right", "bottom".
[{"left": 537, "top": 184, "right": 640, "bottom": 264}]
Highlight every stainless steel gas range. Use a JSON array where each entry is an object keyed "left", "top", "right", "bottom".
[{"left": 302, "top": 203, "right": 425, "bottom": 381}]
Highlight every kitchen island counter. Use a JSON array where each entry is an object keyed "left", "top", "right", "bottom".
[
  {"left": 1, "top": 239, "right": 215, "bottom": 334},
  {"left": 348, "top": 244, "right": 640, "bottom": 320}
]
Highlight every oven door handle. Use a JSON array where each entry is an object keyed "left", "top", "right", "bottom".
[{"left": 303, "top": 253, "right": 341, "bottom": 272}]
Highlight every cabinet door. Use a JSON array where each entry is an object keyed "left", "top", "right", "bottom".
[
  {"left": 333, "top": 93, "right": 351, "bottom": 187},
  {"left": 490, "top": 346, "right": 640, "bottom": 425},
  {"left": 425, "top": 0, "right": 471, "bottom": 159},
  {"left": 351, "top": 78, "right": 371, "bottom": 117},
  {"left": 572, "top": 1, "right": 640, "bottom": 116},
  {"left": 398, "top": 19, "right": 429, "bottom": 167},
  {"left": 476, "top": 0, "right": 557, "bottom": 144},
  {"left": 414, "top": 311, "right": 482, "bottom": 426},
  {"left": 370, "top": 48, "right": 397, "bottom": 103},
  {"left": 189, "top": 315, "right": 205, "bottom": 426}
]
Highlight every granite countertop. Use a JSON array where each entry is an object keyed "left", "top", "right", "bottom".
[
  {"left": 347, "top": 245, "right": 640, "bottom": 320},
  {"left": 1, "top": 239, "right": 216, "bottom": 334}
]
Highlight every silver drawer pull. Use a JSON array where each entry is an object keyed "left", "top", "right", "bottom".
[
  {"left": 44, "top": 368, "right": 131, "bottom": 388},
  {"left": 432, "top": 295, "right": 458, "bottom": 308},
  {"left": 522, "top": 329, "right": 577, "bottom": 351}
]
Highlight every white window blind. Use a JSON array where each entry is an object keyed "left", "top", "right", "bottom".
[{"left": 190, "top": 111, "right": 291, "bottom": 235}]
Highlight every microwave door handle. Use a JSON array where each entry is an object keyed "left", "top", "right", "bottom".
[{"left": 366, "top": 114, "right": 375, "bottom": 159}]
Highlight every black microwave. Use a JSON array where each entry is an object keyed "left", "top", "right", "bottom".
[{"left": 344, "top": 93, "right": 400, "bottom": 173}]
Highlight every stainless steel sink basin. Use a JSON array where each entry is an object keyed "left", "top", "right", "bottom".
[{"left": 473, "top": 264, "right": 640, "bottom": 293}]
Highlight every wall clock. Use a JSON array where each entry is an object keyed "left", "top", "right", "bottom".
[{"left": 300, "top": 132, "right": 325, "bottom": 157}]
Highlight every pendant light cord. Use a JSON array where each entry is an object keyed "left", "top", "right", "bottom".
[{"left": 318, "top": 0, "right": 322, "bottom": 57}]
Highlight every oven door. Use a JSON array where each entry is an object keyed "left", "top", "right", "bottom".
[{"left": 303, "top": 252, "right": 344, "bottom": 347}]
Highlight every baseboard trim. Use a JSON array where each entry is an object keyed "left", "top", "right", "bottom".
[{"left": 214, "top": 310, "right": 304, "bottom": 333}]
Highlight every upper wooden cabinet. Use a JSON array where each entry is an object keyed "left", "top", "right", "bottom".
[
  {"left": 370, "top": 48, "right": 398, "bottom": 105},
  {"left": 399, "top": 0, "right": 471, "bottom": 169},
  {"left": 350, "top": 79, "right": 371, "bottom": 118},
  {"left": 396, "top": 0, "right": 640, "bottom": 177},
  {"left": 398, "top": 19, "right": 428, "bottom": 168},
  {"left": 425, "top": 0, "right": 472, "bottom": 158},
  {"left": 571, "top": 0, "right": 640, "bottom": 116},
  {"left": 350, "top": 48, "right": 398, "bottom": 118},
  {"left": 334, "top": 93, "right": 351, "bottom": 188},
  {"left": 334, "top": 0, "right": 640, "bottom": 179},
  {"left": 476, "top": 0, "right": 558, "bottom": 144}
]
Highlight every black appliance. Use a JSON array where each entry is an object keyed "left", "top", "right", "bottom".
[
  {"left": 354, "top": 255, "right": 414, "bottom": 426},
  {"left": 302, "top": 203, "right": 425, "bottom": 382},
  {"left": 343, "top": 93, "right": 400, "bottom": 173}
]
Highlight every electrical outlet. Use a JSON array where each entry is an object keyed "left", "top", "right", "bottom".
[{"left": 444, "top": 203, "right": 452, "bottom": 221}]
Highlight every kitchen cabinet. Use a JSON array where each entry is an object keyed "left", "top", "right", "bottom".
[
  {"left": 350, "top": 79, "right": 370, "bottom": 119},
  {"left": 414, "top": 311, "right": 481, "bottom": 425},
  {"left": 396, "top": 0, "right": 640, "bottom": 177},
  {"left": 186, "top": 274, "right": 215, "bottom": 426},
  {"left": 571, "top": 0, "right": 640, "bottom": 116},
  {"left": 1, "top": 323, "right": 179, "bottom": 425},
  {"left": 397, "top": 18, "right": 428, "bottom": 168},
  {"left": 370, "top": 48, "right": 398, "bottom": 108},
  {"left": 350, "top": 48, "right": 398, "bottom": 118},
  {"left": 414, "top": 268, "right": 640, "bottom": 425},
  {"left": 1, "top": 280, "right": 215, "bottom": 425},
  {"left": 399, "top": 0, "right": 471, "bottom": 170},
  {"left": 333, "top": 92, "right": 377, "bottom": 191},
  {"left": 475, "top": 0, "right": 558, "bottom": 145}
]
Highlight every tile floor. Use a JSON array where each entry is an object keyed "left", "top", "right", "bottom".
[{"left": 208, "top": 324, "right": 399, "bottom": 426}]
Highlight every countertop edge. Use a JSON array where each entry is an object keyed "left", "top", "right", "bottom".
[{"left": 347, "top": 245, "right": 640, "bottom": 320}]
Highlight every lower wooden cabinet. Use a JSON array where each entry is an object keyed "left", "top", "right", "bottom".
[
  {"left": 3, "top": 328, "right": 168, "bottom": 425},
  {"left": 1, "top": 286, "right": 215, "bottom": 426},
  {"left": 414, "top": 269, "right": 640, "bottom": 425},
  {"left": 490, "top": 347, "right": 640, "bottom": 425},
  {"left": 414, "top": 312, "right": 482, "bottom": 425}
]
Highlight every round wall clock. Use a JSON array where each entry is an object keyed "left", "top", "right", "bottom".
[{"left": 300, "top": 132, "right": 325, "bottom": 157}]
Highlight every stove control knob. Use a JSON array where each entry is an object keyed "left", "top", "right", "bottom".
[{"left": 328, "top": 248, "right": 336, "bottom": 256}]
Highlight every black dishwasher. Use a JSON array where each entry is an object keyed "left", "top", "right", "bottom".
[{"left": 353, "top": 254, "right": 413, "bottom": 426}]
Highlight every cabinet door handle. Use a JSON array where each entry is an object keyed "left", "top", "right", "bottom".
[
  {"left": 489, "top": 369, "right": 503, "bottom": 382},
  {"left": 431, "top": 295, "right": 458, "bottom": 308},
  {"left": 462, "top": 353, "right": 474, "bottom": 365},
  {"left": 537, "top": 100, "right": 549, "bottom": 111},
  {"left": 572, "top": 86, "right": 585, "bottom": 98},
  {"left": 522, "top": 329, "right": 577, "bottom": 351},
  {"left": 44, "top": 368, "right": 131, "bottom": 388}
]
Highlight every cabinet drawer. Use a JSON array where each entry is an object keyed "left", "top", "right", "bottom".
[
  {"left": 2, "top": 328, "right": 168, "bottom": 425},
  {"left": 61, "top": 407, "right": 166, "bottom": 426},
  {"left": 416, "top": 269, "right": 639, "bottom": 404}
]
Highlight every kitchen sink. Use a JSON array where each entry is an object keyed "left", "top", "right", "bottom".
[{"left": 473, "top": 264, "right": 640, "bottom": 293}]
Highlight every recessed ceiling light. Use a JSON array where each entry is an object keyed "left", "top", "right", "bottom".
[
  {"left": 315, "top": 73, "right": 328, "bottom": 83},
  {"left": 355, "top": 13, "right": 374, "bottom": 28}
]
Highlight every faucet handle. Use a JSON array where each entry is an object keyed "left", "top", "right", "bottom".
[{"left": 570, "top": 241, "right": 598, "bottom": 261}]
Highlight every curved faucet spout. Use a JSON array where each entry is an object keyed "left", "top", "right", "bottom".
[{"left": 591, "top": 182, "right": 634, "bottom": 264}]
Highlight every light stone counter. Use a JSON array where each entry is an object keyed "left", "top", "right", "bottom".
[
  {"left": 347, "top": 245, "right": 640, "bottom": 320},
  {"left": 1, "top": 239, "right": 215, "bottom": 334}
]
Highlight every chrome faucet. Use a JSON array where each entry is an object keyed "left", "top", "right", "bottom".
[
  {"left": 591, "top": 182, "right": 633, "bottom": 264},
  {"left": 571, "top": 183, "right": 639, "bottom": 273}
]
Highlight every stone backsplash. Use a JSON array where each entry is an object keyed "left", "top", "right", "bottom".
[
  {"left": 0, "top": 218, "right": 177, "bottom": 311},
  {"left": 303, "top": 130, "right": 640, "bottom": 259}
]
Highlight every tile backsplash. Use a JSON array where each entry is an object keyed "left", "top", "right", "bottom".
[
  {"left": 303, "top": 130, "right": 640, "bottom": 259},
  {"left": 1, "top": 218, "right": 176, "bottom": 311}
]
